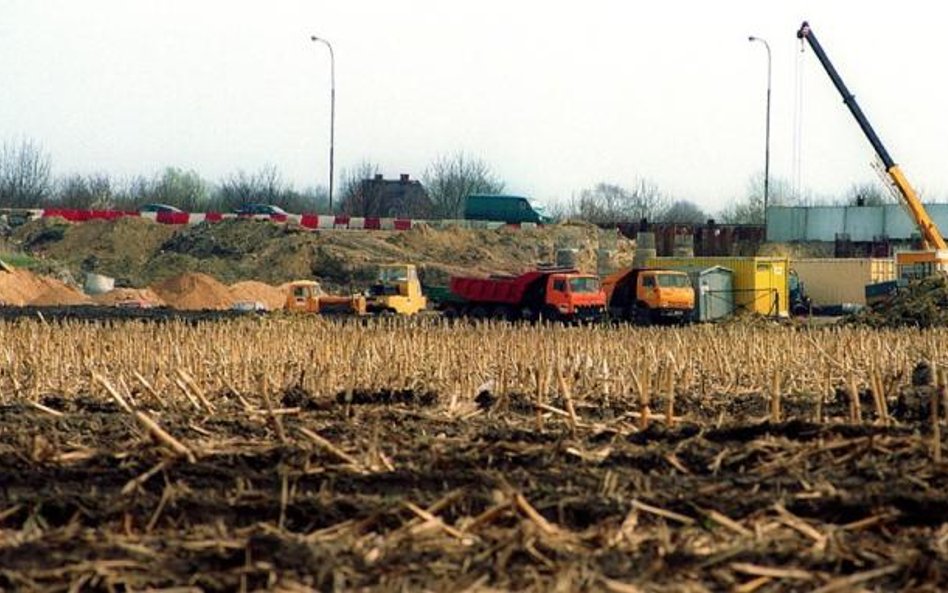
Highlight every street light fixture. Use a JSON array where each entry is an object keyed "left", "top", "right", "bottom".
[
  {"left": 311, "top": 35, "right": 335, "bottom": 214},
  {"left": 748, "top": 35, "right": 771, "bottom": 229}
]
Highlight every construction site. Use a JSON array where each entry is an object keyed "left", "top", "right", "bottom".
[{"left": 4, "top": 17, "right": 948, "bottom": 593}]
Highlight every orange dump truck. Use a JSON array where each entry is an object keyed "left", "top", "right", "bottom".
[
  {"left": 438, "top": 267, "right": 606, "bottom": 322},
  {"left": 602, "top": 268, "right": 694, "bottom": 324}
]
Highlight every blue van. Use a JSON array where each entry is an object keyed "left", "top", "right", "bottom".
[{"left": 463, "top": 194, "right": 552, "bottom": 224}]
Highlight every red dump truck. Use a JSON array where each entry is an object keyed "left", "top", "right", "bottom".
[{"left": 434, "top": 267, "right": 606, "bottom": 322}]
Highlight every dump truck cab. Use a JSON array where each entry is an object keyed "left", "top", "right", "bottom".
[
  {"left": 539, "top": 273, "right": 605, "bottom": 321},
  {"left": 604, "top": 268, "right": 694, "bottom": 324},
  {"left": 367, "top": 263, "right": 427, "bottom": 315}
]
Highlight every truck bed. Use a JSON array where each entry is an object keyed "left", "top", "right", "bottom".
[{"left": 449, "top": 270, "right": 553, "bottom": 305}]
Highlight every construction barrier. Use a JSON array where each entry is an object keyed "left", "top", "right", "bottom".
[{"left": 7, "top": 207, "right": 533, "bottom": 232}]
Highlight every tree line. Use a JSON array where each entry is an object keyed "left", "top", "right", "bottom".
[
  {"left": 0, "top": 140, "right": 329, "bottom": 214},
  {"left": 1, "top": 138, "right": 891, "bottom": 223}
]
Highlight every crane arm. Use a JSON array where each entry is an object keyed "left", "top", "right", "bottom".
[{"left": 797, "top": 21, "right": 947, "bottom": 251}]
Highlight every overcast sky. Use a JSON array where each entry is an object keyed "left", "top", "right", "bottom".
[{"left": 3, "top": 1, "right": 948, "bottom": 214}]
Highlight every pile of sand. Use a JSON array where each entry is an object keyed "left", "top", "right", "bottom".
[
  {"left": 92, "top": 287, "right": 166, "bottom": 307},
  {"left": 0, "top": 264, "right": 92, "bottom": 306},
  {"left": 0, "top": 266, "right": 40, "bottom": 306},
  {"left": 228, "top": 280, "right": 286, "bottom": 311},
  {"left": 30, "top": 283, "right": 93, "bottom": 306},
  {"left": 151, "top": 272, "right": 234, "bottom": 310}
]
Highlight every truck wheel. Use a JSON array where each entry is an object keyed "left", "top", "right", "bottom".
[
  {"left": 632, "top": 304, "right": 649, "bottom": 326},
  {"left": 520, "top": 306, "right": 538, "bottom": 322},
  {"left": 491, "top": 305, "right": 511, "bottom": 321},
  {"left": 470, "top": 306, "right": 489, "bottom": 319}
]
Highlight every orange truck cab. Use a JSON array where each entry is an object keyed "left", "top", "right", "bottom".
[
  {"left": 541, "top": 273, "right": 606, "bottom": 321},
  {"left": 602, "top": 268, "right": 694, "bottom": 324}
]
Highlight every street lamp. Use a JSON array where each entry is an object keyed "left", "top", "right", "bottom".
[
  {"left": 311, "top": 35, "right": 335, "bottom": 213},
  {"left": 748, "top": 35, "right": 771, "bottom": 228}
]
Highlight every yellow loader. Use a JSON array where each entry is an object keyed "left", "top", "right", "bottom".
[{"left": 366, "top": 264, "right": 427, "bottom": 315}]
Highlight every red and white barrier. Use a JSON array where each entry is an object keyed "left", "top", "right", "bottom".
[{"left": 22, "top": 207, "right": 529, "bottom": 232}]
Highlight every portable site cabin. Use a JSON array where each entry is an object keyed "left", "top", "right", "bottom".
[{"left": 688, "top": 266, "right": 734, "bottom": 322}]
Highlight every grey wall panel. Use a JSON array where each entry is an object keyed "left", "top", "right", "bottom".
[
  {"left": 765, "top": 204, "right": 948, "bottom": 242},
  {"left": 882, "top": 205, "right": 917, "bottom": 238},
  {"left": 806, "top": 207, "right": 846, "bottom": 241},
  {"left": 931, "top": 205, "right": 948, "bottom": 235},
  {"left": 767, "top": 207, "right": 806, "bottom": 242},
  {"left": 843, "top": 207, "right": 884, "bottom": 242}
]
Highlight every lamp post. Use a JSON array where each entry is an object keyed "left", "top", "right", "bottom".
[
  {"left": 748, "top": 35, "right": 771, "bottom": 228},
  {"left": 311, "top": 35, "right": 335, "bottom": 213}
]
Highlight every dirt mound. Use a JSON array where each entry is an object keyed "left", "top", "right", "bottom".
[
  {"left": 30, "top": 282, "right": 93, "bottom": 306},
  {"left": 13, "top": 217, "right": 177, "bottom": 287},
  {"left": 8, "top": 217, "right": 637, "bottom": 294},
  {"left": 151, "top": 272, "right": 234, "bottom": 310},
  {"left": 92, "top": 287, "right": 166, "bottom": 307},
  {"left": 849, "top": 274, "right": 948, "bottom": 328},
  {"left": 0, "top": 267, "right": 42, "bottom": 305},
  {"left": 0, "top": 265, "right": 90, "bottom": 306},
  {"left": 229, "top": 280, "right": 285, "bottom": 311}
]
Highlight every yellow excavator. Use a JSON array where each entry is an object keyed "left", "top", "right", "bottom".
[
  {"left": 366, "top": 263, "right": 427, "bottom": 315},
  {"left": 798, "top": 21, "right": 948, "bottom": 281}
]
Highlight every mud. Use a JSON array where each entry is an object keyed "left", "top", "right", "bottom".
[{"left": 1, "top": 387, "right": 947, "bottom": 592}]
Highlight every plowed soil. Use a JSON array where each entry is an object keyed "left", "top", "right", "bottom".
[{"left": 2, "top": 384, "right": 946, "bottom": 591}]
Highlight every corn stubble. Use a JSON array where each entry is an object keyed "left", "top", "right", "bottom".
[
  {"left": 1, "top": 317, "right": 946, "bottom": 591},
  {"left": 0, "top": 318, "right": 940, "bottom": 414}
]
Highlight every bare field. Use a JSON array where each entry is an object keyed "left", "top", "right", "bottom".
[{"left": 1, "top": 318, "right": 947, "bottom": 591}]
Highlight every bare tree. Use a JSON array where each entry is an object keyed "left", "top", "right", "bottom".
[
  {"left": 844, "top": 182, "right": 888, "bottom": 206},
  {"left": 337, "top": 161, "right": 382, "bottom": 216},
  {"left": 215, "top": 166, "right": 287, "bottom": 209},
  {"left": 719, "top": 194, "right": 763, "bottom": 224},
  {"left": 720, "top": 173, "right": 803, "bottom": 224},
  {"left": 0, "top": 139, "right": 53, "bottom": 207},
  {"left": 206, "top": 165, "right": 321, "bottom": 213},
  {"left": 57, "top": 173, "right": 115, "bottom": 209},
  {"left": 423, "top": 152, "right": 504, "bottom": 218},
  {"left": 662, "top": 200, "right": 709, "bottom": 223},
  {"left": 564, "top": 179, "right": 668, "bottom": 223}
]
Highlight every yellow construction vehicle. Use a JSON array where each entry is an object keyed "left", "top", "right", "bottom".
[
  {"left": 798, "top": 21, "right": 948, "bottom": 280},
  {"left": 366, "top": 263, "right": 427, "bottom": 315},
  {"left": 283, "top": 280, "right": 367, "bottom": 315}
]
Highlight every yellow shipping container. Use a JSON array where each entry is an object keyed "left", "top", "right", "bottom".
[
  {"left": 791, "top": 258, "right": 894, "bottom": 306},
  {"left": 646, "top": 256, "right": 789, "bottom": 316}
]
